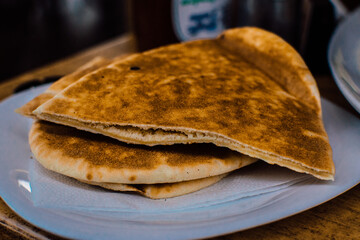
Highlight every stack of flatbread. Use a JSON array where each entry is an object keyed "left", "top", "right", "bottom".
[{"left": 16, "top": 27, "right": 335, "bottom": 199}]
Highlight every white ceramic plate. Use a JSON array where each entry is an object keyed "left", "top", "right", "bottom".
[
  {"left": 328, "top": 7, "right": 360, "bottom": 114},
  {"left": 0, "top": 85, "right": 360, "bottom": 240}
]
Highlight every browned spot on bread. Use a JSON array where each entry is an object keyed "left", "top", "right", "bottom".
[
  {"left": 129, "top": 175, "right": 137, "bottom": 181},
  {"left": 86, "top": 173, "right": 93, "bottom": 180},
  {"left": 165, "top": 186, "right": 172, "bottom": 192}
]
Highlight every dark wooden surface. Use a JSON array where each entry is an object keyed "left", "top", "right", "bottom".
[{"left": 0, "top": 34, "right": 359, "bottom": 240}]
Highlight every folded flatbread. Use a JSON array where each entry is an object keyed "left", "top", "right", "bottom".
[
  {"left": 32, "top": 27, "right": 335, "bottom": 180},
  {"left": 30, "top": 120, "right": 255, "bottom": 198},
  {"left": 20, "top": 57, "right": 257, "bottom": 199}
]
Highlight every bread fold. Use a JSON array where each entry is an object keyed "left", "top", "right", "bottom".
[{"left": 31, "top": 27, "right": 334, "bottom": 180}]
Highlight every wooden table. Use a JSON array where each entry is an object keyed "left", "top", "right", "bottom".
[{"left": 0, "top": 33, "right": 359, "bottom": 240}]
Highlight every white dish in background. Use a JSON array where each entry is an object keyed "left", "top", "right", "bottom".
[
  {"left": 0, "top": 85, "right": 360, "bottom": 240},
  {"left": 328, "top": 7, "right": 360, "bottom": 114}
]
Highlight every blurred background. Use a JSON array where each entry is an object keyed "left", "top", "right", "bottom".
[{"left": 0, "top": 0, "right": 359, "bottom": 83}]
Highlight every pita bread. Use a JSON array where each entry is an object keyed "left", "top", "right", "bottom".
[
  {"left": 30, "top": 121, "right": 256, "bottom": 184},
  {"left": 20, "top": 58, "right": 256, "bottom": 199},
  {"left": 32, "top": 27, "right": 334, "bottom": 180},
  {"left": 79, "top": 173, "right": 227, "bottom": 199}
]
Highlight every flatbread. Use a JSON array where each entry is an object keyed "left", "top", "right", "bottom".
[
  {"left": 32, "top": 27, "right": 334, "bottom": 180},
  {"left": 29, "top": 121, "right": 257, "bottom": 184},
  {"left": 18, "top": 57, "right": 253, "bottom": 199},
  {"left": 79, "top": 173, "right": 227, "bottom": 199},
  {"left": 15, "top": 57, "right": 112, "bottom": 118}
]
